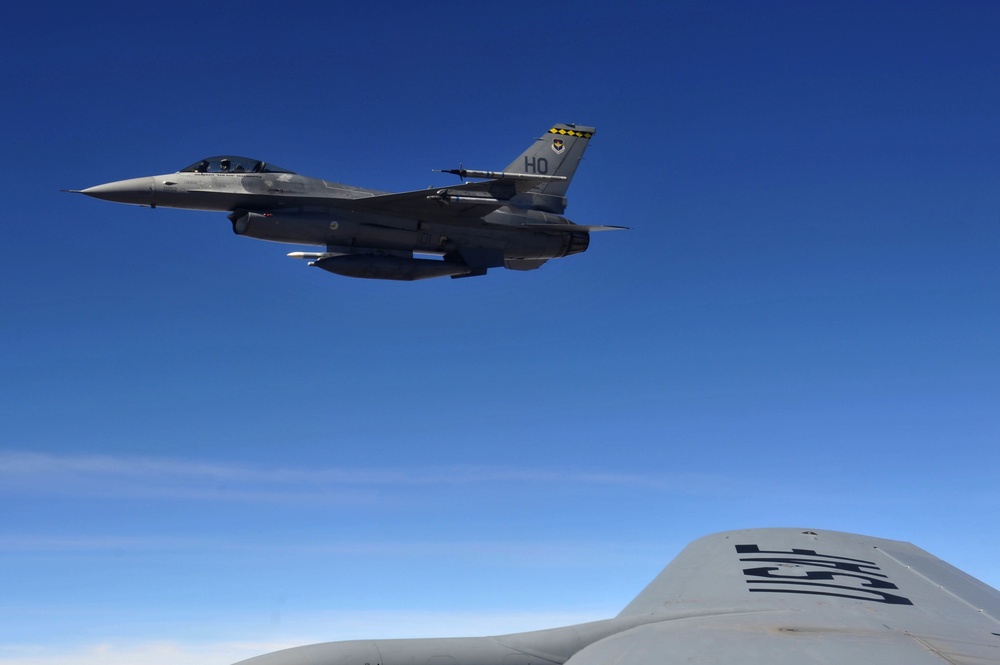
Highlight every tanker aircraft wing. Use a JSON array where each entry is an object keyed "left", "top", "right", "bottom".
[{"left": 236, "top": 528, "right": 1000, "bottom": 665}]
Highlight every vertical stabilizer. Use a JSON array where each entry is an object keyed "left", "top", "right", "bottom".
[{"left": 503, "top": 124, "right": 596, "bottom": 198}]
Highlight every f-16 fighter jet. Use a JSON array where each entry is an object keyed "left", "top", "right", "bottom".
[{"left": 73, "top": 124, "right": 624, "bottom": 281}]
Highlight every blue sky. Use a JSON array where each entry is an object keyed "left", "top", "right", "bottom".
[{"left": 2, "top": 1, "right": 999, "bottom": 663}]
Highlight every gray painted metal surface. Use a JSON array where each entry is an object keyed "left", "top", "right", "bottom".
[
  {"left": 72, "top": 125, "right": 625, "bottom": 281},
  {"left": 235, "top": 528, "right": 1000, "bottom": 665}
]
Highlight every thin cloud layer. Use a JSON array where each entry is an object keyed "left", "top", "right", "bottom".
[{"left": 0, "top": 450, "right": 725, "bottom": 502}]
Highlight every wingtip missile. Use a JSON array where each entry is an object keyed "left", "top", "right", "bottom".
[{"left": 436, "top": 168, "right": 567, "bottom": 182}]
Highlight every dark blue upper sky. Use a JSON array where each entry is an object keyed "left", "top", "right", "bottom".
[{"left": 2, "top": 2, "right": 999, "bottom": 664}]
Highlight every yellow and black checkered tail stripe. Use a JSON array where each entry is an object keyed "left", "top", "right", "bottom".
[{"left": 548, "top": 127, "right": 594, "bottom": 139}]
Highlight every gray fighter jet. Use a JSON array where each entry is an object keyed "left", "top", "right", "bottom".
[
  {"left": 72, "top": 124, "right": 624, "bottom": 281},
  {"left": 235, "top": 528, "right": 1000, "bottom": 665}
]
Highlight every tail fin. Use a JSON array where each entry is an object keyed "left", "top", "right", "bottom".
[{"left": 503, "top": 124, "right": 596, "bottom": 199}]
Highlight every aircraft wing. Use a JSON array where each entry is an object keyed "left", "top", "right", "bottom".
[
  {"left": 340, "top": 176, "right": 557, "bottom": 219},
  {"left": 234, "top": 529, "right": 1000, "bottom": 665},
  {"left": 581, "top": 528, "right": 1000, "bottom": 665},
  {"left": 336, "top": 182, "right": 627, "bottom": 232}
]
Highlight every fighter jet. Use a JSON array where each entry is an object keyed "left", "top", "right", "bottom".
[
  {"left": 235, "top": 528, "right": 1000, "bottom": 665},
  {"left": 72, "top": 124, "right": 624, "bottom": 281}
]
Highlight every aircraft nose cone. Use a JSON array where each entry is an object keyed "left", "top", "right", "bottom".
[{"left": 80, "top": 176, "right": 155, "bottom": 206}]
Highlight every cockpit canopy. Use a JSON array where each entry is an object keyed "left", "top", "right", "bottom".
[{"left": 178, "top": 156, "right": 295, "bottom": 175}]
